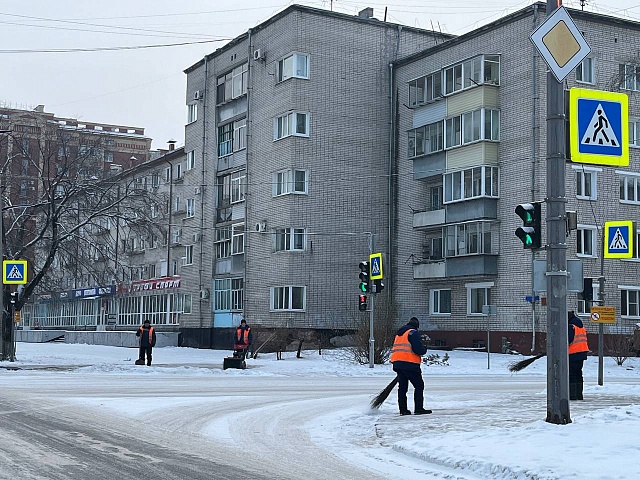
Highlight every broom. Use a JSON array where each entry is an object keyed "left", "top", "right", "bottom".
[
  {"left": 508, "top": 353, "right": 546, "bottom": 372},
  {"left": 370, "top": 376, "right": 398, "bottom": 409}
]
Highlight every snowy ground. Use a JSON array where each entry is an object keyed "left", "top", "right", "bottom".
[{"left": 2, "top": 342, "right": 640, "bottom": 480}]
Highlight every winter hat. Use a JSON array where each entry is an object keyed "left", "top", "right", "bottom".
[
  {"left": 408, "top": 317, "right": 419, "bottom": 329},
  {"left": 144, "top": 319, "right": 150, "bottom": 325}
]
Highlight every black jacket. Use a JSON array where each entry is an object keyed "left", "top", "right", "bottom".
[
  {"left": 568, "top": 314, "right": 588, "bottom": 362},
  {"left": 136, "top": 325, "right": 156, "bottom": 348},
  {"left": 392, "top": 324, "right": 428, "bottom": 372}
]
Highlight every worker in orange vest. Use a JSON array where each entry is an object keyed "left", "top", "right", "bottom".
[
  {"left": 568, "top": 310, "right": 589, "bottom": 400},
  {"left": 390, "top": 317, "right": 430, "bottom": 415},
  {"left": 234, "top": 319, "right": 252, "bottom": 360},
  {"left": 136, "top": 320, "right": 157, "bottom": 366}
]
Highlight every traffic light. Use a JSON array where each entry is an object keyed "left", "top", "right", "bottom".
[
  {"left": 515, "top": 202, "right": 542, "bottom": 249},
  {"left": 358, "top": 261, "right": 370, "bottom": 293},
  {"left": 374, "top": 279, "right": 384, "bottom": 294},
  {"left": 358, "top": 294, "right": 367, "bottom": 311}
]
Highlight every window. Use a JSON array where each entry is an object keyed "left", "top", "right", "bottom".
[
  {"left": 231, "top": 278, "right": 244, "bottom": 310},
  {"left": 576, "top": 57, "right": 595, "bottom": 84},
  {"left": 445, "top": 116, "right": 461, "bottom": 148},
  {"left": 233, "top": 118, "right": 247, "bottom": 152},
  {"left": 408, "top": 71, "right": 442, "bottom": 106},
  {"left": 215, "top": 226, "right": 231, "bottom": 259},
  {"left": 277, "top": 53, "right": 309, "bottom": 82},
  {"left": 183, "top": 245, "right": 194, "bottom": 265},
  {"left": 408, "top": 121, "right": 443, "bottom": 157},
  {"left": 444, "top": 221, "right": 495, "bottom": 257},
  {"left": 430, "top": 289, "right": 451, "bottom": 315},
  {"left": 186, "top": 150, "right": 195, "bottom": 170},
  {"left": 165, "top": 167, "right": 171, "bottom": 183},
  {"left": 577, "top": 281, "right": 600, "bottom": 316},
  {"left": 621, "top": 287, "right": 640, "bottom": 317},
  {"left": 183, "top": 294, "right": 192, "bottom": 314},
  {"left": 150, "top": 204, "right": 158, "bottom": 218},
  {"left": 631, "top": 121, "right": 640, "bottom": 147},
  {"left": 187, "top": 103, "right": 198, "bottom": 123},
  {"left": 484, "top": 109, "right": 500, "bottom": 141},
  {"left": 274, "top": 112, "right": 309, "bottom": 140},
  {"left": 216, "top": 63, "right": 248, "bottom": 104},
  {"left": 443, "top": 166, "right": 499, "bottom": 203},
  {"left": 576, "top": 225, "right": 597, "bottom": 257},
  {"left": 218, "top": 123, "right": 233, "bottom": 157},
  {"left": 104, "top": 151, "right": 113, "bottom": 163},
  {"left": 186, "top": 198, "right": 195, "bottom": 218},
  {"left": 466, "top": 282, "right": 493, "bottom": 315},
  {"left": 20, "top": 159, "right": 29, "bottom": 175},
  {"left": 620, "top": 64, "right": 640, "bottom": 91},
  {"left": 214, "top": 278, "right": 231, "bottom": 311},
  {"left": 175, "top": 163, "right": 183, "bottom": 180},
  {"left": 573, "top": 166, "right": 599, "bottom": 200},
  {"left": 230, "top": 171, "right": 246, "bottom": 203},
  {"left": 463, "top": 110, "right": 482, "bottom": 143},
  {"left": 619, "top": 172, "right": 640, "bottom": 203},
  {"left": 273, "top": 169, "right": 308, "bottom": 196},
  {"left": 172, "top": 228, "right": 182, "bottom": 244},
  {"left": 174, "top": 195, "right": 182, "bottom": 212},
  {"left": 275, "top": 228, "right": 306, "bottom": 252},
  {"left": 232, "top": 223, "right": 244, "bottom": 255},
  {"left": 171, "top": 259, "right": 179, "bottom": 276},
  {"left": 444, "top": 55, "right": 500, "bottom": 95},
  {"left": 271, "top": 286, "right": 306, "bottom": 311},
  {"left": 148, "top": 264, "right": 156, "bottom": 279},
  {"left": 429, "top": 185, "right": 443, "bottom": 211}
]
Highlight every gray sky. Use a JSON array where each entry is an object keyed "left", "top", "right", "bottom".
[{"left": 1, "top": 0, "right": 638, "bottom": 149}]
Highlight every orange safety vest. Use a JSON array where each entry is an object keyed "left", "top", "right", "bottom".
[
  {"left": 569, "top": 325, "right": 589, "bottom": 354},
  {"left": 390, "top": 330, "right": 421, "bottom": 364},
  {"left": 138, "top": 326, "right": 154, "bottom": 344},
  {"left": 235, "top": 327, "right": 250, "bottom": 348}
]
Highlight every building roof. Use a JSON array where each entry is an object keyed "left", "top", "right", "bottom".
[{"left": 184, "top": 3, "right": 454, "bottom": 74}]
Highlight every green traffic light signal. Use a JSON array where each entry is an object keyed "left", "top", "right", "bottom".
[
  {"left": 515, "top": 202, "right": 542, "bottom": 249},
  {"left": 359, "top": 282, "right": 368, "bottom": 292},
  {"left": 358, "top": 261, "right": 370, "bottom": 293}
]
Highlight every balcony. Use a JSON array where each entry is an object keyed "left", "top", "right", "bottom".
[
  {"left": 414, "top": 260, "right": 445, "bottom": 279},
  {"left": 413, "top": 254, "right": 498, "bottom": 279},
  {"left": 413, "top": 209, "right": 445, "bottom": 229}
]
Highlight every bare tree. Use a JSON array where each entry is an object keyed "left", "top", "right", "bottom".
[
  {"left": 349, "top": 295, "right": 397, "bottom": 365},
  {"left": 0, "top": 117, "right": 163, "bottom": 358}
]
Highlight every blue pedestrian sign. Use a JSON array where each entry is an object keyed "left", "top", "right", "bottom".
[
  {"left": 3, "top": 260, "right": 27, "bottom": 285},
  {"left": 369, "top": 253, "right": 383, "bottom": 280},
  {"left": 570, "top": 88, "right": 628, "bottom": 167},
  {"left": 604, "top": 221, "right": 634, "bottom": 259}
]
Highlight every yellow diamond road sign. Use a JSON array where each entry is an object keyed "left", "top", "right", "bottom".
[{"left": 530, "top": 7, "right": 591, "bottom": 82}]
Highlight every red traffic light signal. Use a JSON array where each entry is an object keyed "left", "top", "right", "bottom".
[{"left": 358, "top": 294, "right": 367, "bottom": 311}]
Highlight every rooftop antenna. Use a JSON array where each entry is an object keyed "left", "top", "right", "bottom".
[{"left": 580, "top": 0, "right": 586, "bottom": 10}]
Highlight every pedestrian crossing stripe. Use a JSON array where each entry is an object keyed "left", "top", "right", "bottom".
[
  {"left": 604, "top": 221, "right": 634, "bottom": 259},
  {"left": 569, "top": 88, "right": 628, "bottom": 167},
  {"left": 2, "top": 260, "right": 28, "bottom": 284}
]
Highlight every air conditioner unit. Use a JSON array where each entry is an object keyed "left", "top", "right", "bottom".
[
  {"left": 193, "top": 90, "right": 203, "bottom": 100},
  {"left": 253, "top": 48, "right": 265, "bottom": 61},
  {"left": 194, "top": 186, "right": 202, "bottom": 195},
  {"left": 199, "top": 288, "right": 210, "bottom": 300},
  {"left": 255, "top": 222, "right": 266, "bottom": 233}
]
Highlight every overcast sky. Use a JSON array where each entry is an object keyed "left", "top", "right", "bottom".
[{"left": 1, "top": 0, "right": 639, "bottom": 149}]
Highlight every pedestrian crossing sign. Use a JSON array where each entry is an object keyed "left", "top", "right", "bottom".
[
  {"left": 570, "top": 88, "right": 628, "bottom": 166},
  {"left": 3, "top": 260, "right": 27, "bottom": 284},
  {"left": 604, "top": 221, "right": 634, "bottom": 259},
  {"left": 369, "top": 253, "right": 383, "bottom": 280}
]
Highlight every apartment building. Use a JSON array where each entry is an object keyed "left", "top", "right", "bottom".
[
  {"left": 392, "top": 2, "right": 640, "bottom": 351},
  {"left": 181, "top": 5, "right": 450, "bottom": 346}
]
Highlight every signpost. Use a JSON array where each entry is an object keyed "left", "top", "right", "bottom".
[
  {"left": 569, "top": 88, "right": 629, "bottom": 167},
  {"left": 590, "top": 306, "right": 616, "bottom": 324}
]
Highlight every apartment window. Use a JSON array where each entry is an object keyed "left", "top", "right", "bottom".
[
  {"left": 19, "top": 180, "right": 27, "bottom": 197},
  {"left": 171, "top": 259, "right": 179, "bottom": 276},
  {"left": 463, "top": 110, "right": 482, "bottom": 143},
  {"left": 619, "top": 172, "right": 640, "bottom": 203},
  {"left": 621, "top": 287, "right": 640, "bottom": 317},
  {"left": 630, "top": 121, "right": 640, "bottom": 147},
  {"left": 57, "top": 145, "right": 70, "bottom": 158},
  {"left": 186, "top": 198, "right": 195, "bottom": 218},
  {"left": 484, "top": 55, "right": 500, "bottom": 84},
  {"left": 466, "top": 282, "right": 493, "bottom": 315},
  {"left": 215, "top": 226, "right": 231, "bottom": 259},
  {"left": 151, "top": 174, "right": 160, "bottom": 187},
  {"left": 175, "top": 163, "right": 183, "bottom": 180},
  {"left": 576, "top": 225, "right": 597, "bottom": 257},
  {"left": 172, "top": 228, "right": 182, "bottom": 244},
  {"left": 104, "top": 151, "right": 113, "bottom": 163},
  {"left": 620, "top": 63, "right": 640, "bottom": 91},
  {"left": 274, "top": 112, "right": 309, "bottom": 140},
  {"left": 430, "top": 289, "right": 451, "bottom": 315},
  {"left": 408, "top": 121, "right": 443, "bottom": 157},
  {"left": 445, "top": 116, "right": 461, "bottom": 148},
  {"left": 148, "top": 264, "right": 156, "bottom": 279},
  {"left": 443, "top": 166, "right": 499, "bottom": 203},
  {"left": 20, "top": 159, "right": 29, "bottom": 175},
  {"left": 271, "top": 286, "right": 306, "bottom": 311},
  {"left": 187, "top": 103, "right": 198, "bottom": 123},
  {"left": 183, "top": 294, "right": 192, "bottom": 314},
  {"left": 484, "top": 109, "right": 500, "bottom": 141},
  {"left": 183, "top": 245, "right": 194, "bottom": 266},
  {"left": 574, "top": 166, "right": 598, "bottom": 200},
  {"left": 277, "top": 53, "right": 309, "bottom": 82},
  {"left": 218, "top": 123, "right": 233, "bottom": 157},
  {"left": 186, "top": 150, "right": 195, "bottom": 170},
  {"left": 408, "top": 71, "right": 442, "bottom": 106},
  {"left": 463, "top": 56, "right": 483, "bottom": 88},
  {"left": 231, "top": 278, "right": 244, "bottom": 310},
  {"left": 444, "top": 221, "right": 494, "bottom": 257},
  {"left": 429, "top": 185, "right": 443, "bottom": 211},
  {"left": 230, "top": 171, "right": 246, "bottom": 203},
  {"left": 214, "top": 278, "right": 231, "bottom": 311},
  {"left": 576, "top": 57, "right": 595, "bottom": 84},
  {"left": 216, "top": 63, "right": 248, "bottom": 104},
  {"left": 444, "top": 55, "right": 500, "bottom": 95},
  {"left": 273, "top": 169, "right": 308, "bottom": 196},
  {"left": 577, "top": 282, "right": 600, "bottom": 316},
  {"left": 275, "top": 228, "right": 306, "bottom": 252},
  {"left": 165, "top": 167, "right": 171, "bottom": 183},
  {"left": 233, "top": 118, "right": 247, "bottom": 152},
  {"left": 232, "top": 223, "right": 244, "bottom": 255},
  {"left": 150, "top": 204, "right": 158, "bottom": 218},
  {"left": 444, "top": 63, "right": 463, "bottom": 95},
  {"left": 174, "top": 195, "right": 182, "bottom": 212}
]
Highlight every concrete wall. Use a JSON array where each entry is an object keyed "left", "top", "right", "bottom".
[
  {"left": 15, "top": 330, "right": 65, "bottom": 343},
  {"left": 63, "top": 331, "right": 179, "bottom": 347}
]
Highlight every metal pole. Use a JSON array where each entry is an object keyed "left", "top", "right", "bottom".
[
  {"left": 369, "top": 234, "right": 375, "bottom": 369},
  {"left": 598, "top": 276, "right": 605, "bottom": 386},
  {"left": 487, "top": 314, "right": 490, "bottom": 369},
  {"left": 545, "top": 0, "right": 571, "bottom": 425}
]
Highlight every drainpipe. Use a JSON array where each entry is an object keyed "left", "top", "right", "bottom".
[
  {"left": 198, "top": 56, "right": 209, "bottom": 327},
  {"left": 531, "top": 3, "right": 539, "bottom": 352},
  {"left": 244, "top": 28, "right": 252, "bottom": 324}
]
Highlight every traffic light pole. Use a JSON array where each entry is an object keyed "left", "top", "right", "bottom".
[
  {"left": 368, "top": 234, "right": 375, "bottom": 369},
  {"left": 545, "top": 0, "right": 570, "bottom": 425}
]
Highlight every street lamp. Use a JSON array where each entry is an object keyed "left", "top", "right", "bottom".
[{"left": 0, "top": 130, "right": 12, "bottom": 361}]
